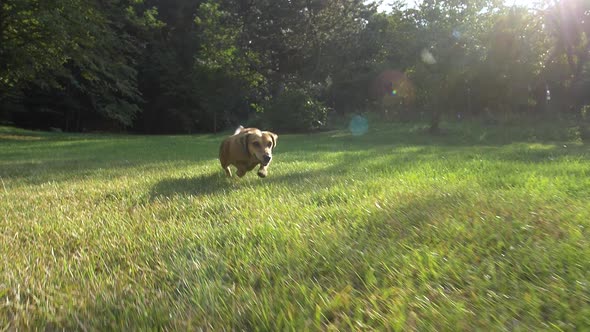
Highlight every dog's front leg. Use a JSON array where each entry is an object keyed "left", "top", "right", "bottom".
[
  {"left": 223, "top": 166, "right": 232, "bottom": 177},
  {"left": 236, "top": 162, "right": 257, "bottom": 178},
  {"left": 236, "top": 169, "right": 247, "bottom": 177},
  {"left": 257, "top": 165, "right": 268, "bottom": 178}
]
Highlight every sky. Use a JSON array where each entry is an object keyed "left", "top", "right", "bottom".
[{"left": 375, "top": 0, "right": 540, "bottom": 12}]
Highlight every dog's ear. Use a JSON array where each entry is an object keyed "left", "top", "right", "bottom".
[
  {"left": 233, "top": 125, "right": 244, "bottom": 136},
  {"left": 240, "top": 133, "right": 252, "bottom": 155},
  {"left": 268, "top": 132, "right": 278, "bottom": 148}
]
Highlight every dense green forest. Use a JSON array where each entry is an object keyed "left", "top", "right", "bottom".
[{"left": 1, "top": 0, "right": 589, "bottom": 134}]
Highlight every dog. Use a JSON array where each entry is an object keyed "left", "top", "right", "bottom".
[{"left": 219, "top": 126, "right": 278, "bottom": 178}]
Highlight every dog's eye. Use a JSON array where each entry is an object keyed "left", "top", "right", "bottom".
[
  {"left": 253, "top": 141, "right": 260, "bottom": 147},
  {"left": 267, "top": 142, "right": 272, "bottom": 148}
]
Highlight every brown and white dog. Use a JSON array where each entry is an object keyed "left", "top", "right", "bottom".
[{"left": 219, "top": 126, "right": 278, "bottom": 178}]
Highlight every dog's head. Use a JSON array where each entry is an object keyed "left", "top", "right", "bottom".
[{"left": 242, "top": 130, "right": 278, "bottom": 166}]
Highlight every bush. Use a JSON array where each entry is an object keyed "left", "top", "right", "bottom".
[{"left": 263, "top": 88, "right": 328, "bottom": 132}]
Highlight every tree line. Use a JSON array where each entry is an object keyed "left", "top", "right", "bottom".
[{"left": 1, "top": 0, "right": 588, "bottom": 134}]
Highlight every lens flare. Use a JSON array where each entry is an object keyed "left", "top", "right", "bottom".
[
  {"left": 369, "top": 70, "right": 415, "bottom": 110},
  {"left": 420, "top": 49, "right": 436, "bottom": 65},
  {"left": 349, "top": 115, "right": 369, "bottom": 136}
]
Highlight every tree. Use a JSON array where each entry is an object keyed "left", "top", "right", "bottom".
[
  {"left": 194, "top": 0, "right": 378, "bottom": 131},
  {"left": 398, "top": 0, "right": 506, "bottom": 131},
  {"left": 0, "top": 0, "right": 152, "bottom": 130},
  {"left": 0, "top": 0, "right": 88, "bottom": 99},
  {"left": 543, "top": 0, "right": 590, "bottom": 114},
  {"left": 1, "top": 0, "right": 585, "bottom": 133}
]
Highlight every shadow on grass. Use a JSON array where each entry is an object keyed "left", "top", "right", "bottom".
[
  {"left": 0, "top": 134, "right": 220, "bottom": 185},
  {"left": 148, "top": 139, "right": 590, "bottom": 200},
  {"left": 149, "top": 150, "right": 372, "bottom": 199},
  {"left": 149, "top": 144, "right": 381, "bottom": 199},
  {"left": 3, "top": 121, "right": 588, "bottom": 189},
  {"left": 150, "top": 172, "right": 231, "bottom": 198},
  {"left": 493, "top": 142, "right": 589, "bottom": 163},
  {"left": 149, "top": 168, "right": 333, "bottom": 199}
]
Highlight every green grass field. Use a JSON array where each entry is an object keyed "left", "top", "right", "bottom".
[{"left": 1, "top": 120, "right": 589, "bottom": 330}]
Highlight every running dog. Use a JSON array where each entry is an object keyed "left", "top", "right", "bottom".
[{"left": 219, "top": 126, "right": 278, "bottom": 178}]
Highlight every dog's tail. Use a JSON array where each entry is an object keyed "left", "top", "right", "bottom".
[{"left": 233, "top": 125, "right": 244, "bottom": 136}]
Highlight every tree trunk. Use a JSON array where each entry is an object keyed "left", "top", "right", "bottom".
[
  {"left": 429, "top": 110, "right": 441, "bottom": 134},
  {"left": 213, "top": 110, "right": 217, "bottom": 133}
]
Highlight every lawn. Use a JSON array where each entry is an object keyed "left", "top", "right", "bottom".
[{"left": 1, "top": 120, "right": 589, "bottom": 330}]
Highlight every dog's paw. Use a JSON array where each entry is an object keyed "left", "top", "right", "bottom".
[{"left": 257, "top": 170, "right": 267, "bottom": 178}]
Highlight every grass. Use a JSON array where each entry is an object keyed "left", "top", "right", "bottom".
[{"left": 1, "top": 120, "right": 589, "bottom": 330}]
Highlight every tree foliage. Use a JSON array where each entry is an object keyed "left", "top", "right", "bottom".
[{"left": 1, "top": 0, "right": 588, "bottom": 133}]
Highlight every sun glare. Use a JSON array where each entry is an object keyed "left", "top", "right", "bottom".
[{"left": 375, "top": 0, "right": 544, "bottom": 12}]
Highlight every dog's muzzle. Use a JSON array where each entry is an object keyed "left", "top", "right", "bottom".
[{"left": 262, "top": 155, "right": 272, "bottom": 166}]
